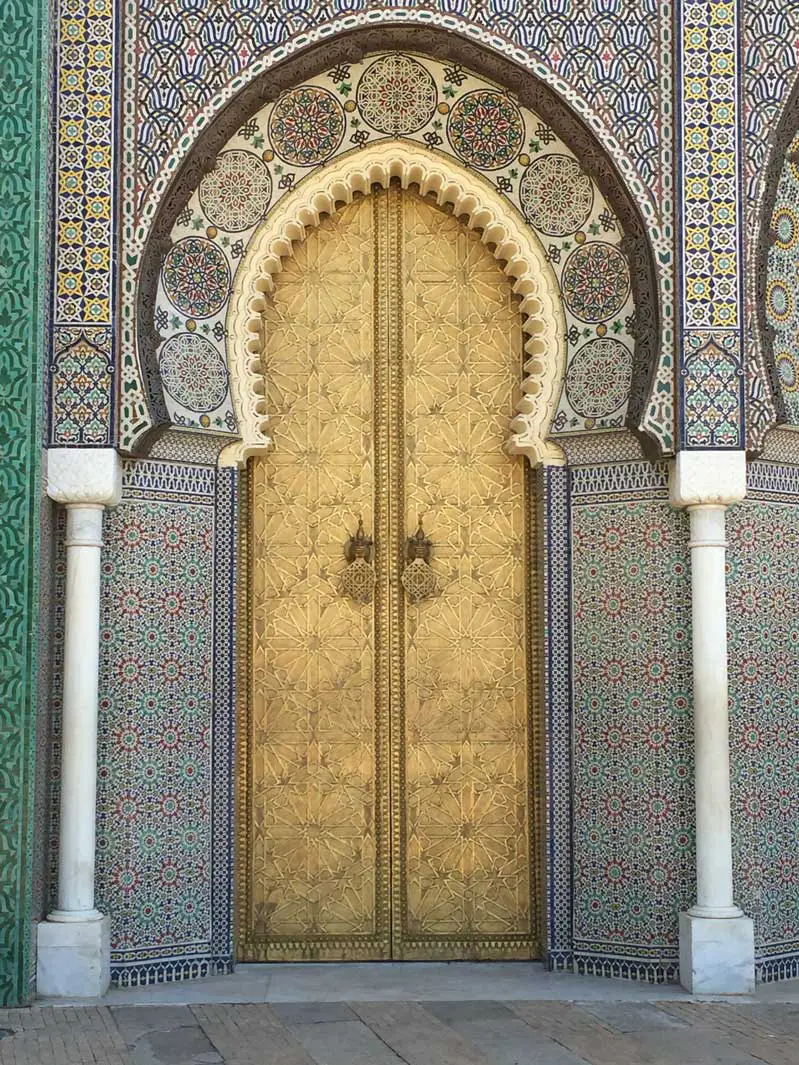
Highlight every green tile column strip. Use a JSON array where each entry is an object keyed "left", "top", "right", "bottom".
[
  {"left": 0, "top": 0, "right": 49, "bottom": 1006},
  {"left": 676, "top": 0, "right": 745, "bottom": 448}
]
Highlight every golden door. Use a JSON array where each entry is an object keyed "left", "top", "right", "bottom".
[{"left": 238, "top": 185, "right": 540, "bottom": 961}]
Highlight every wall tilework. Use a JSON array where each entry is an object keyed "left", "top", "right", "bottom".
[
  {"left": 119, "top": 3, "right": 675, "bottom": 458},
  {"left": 677, "top": 0, "right": 745, "bottom": 449},
  {"left": 541, "top": 466, "right": 573, "bottom": 971},
  {"left": 743, "top": 1, "right": 799, "bottom": 211},
  {"left": 50, "top": 0, "right": 116, "bottom": 445},
  {"left": 728, "top": 468, "right": 799, "bottom": 981},
  {"left": 90, "top": 461, "right": 234, "bottom": 985},
  {"left": 570, "top": 468, "right": 694, "bottom": 981},
  {"left": 131, "top": 2, "right": 667, "bottom": 209},
  {"left": 743, "top": 4, "right": 799, "bottom": 448},
  {"left": 1, "top": 0, "right": 48, "bottom": 1007},
  {"left": 764, "top": 136, "right": 799, "bottom": 426},
  {"left": 153, "top": 54, "right": 636, "bottom": 439}
]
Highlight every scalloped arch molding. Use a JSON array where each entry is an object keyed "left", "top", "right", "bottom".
[{"left": 220, "top": 141, "right": 566, "bottom": 468}]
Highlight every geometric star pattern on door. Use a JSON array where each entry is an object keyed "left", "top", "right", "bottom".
[{"left": 240, "top": 187, "right": 539, "bottom": 961}]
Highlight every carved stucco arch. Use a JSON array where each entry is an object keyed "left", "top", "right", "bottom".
[
  {"left": 131, "top": 25, "right": 664, "bottom": 457},
  {"left": 219, "top": 141, "right": 565, "bottom": 469}
]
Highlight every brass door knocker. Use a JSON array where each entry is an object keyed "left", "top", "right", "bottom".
[
  {"left": 340, "top": 516, "right": 376, "bottom": 603},
  {"left": 401, "top": 517, "right": 439, "bottom": 601}
]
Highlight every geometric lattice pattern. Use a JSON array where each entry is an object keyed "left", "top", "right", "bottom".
[
  {"left": 133, "top": 3, "right": 666, "bottom": 204},
  {"left": 50, "top": 326, "right": 114, "bottom": 444},
  {"left": 743, "top": 3, "right": 799, "bottom": 209},
  {"left": 70, "top": 461, "right": 237, "bottom": 986},
  {"left": 727, "top": 487, "right": 799, "bottom": 981},
  {"left": 1, "top": 0, "right": 46, "bottom": 1008},
  {"left": 570, "top": 481, "right": 694, "bottom": 980},
  {"left": 50, "top": 0, "right": 116, "bottom": 445},
  {"left": 119, "top": 5, "right": 675, "bottom": 452},
  {"left": 678, "top": 0, "right": 744, "bottom": 448},
  {"left": 97, "top": 499, "right": 214, "bottom": 972},
  {"left": 152, "top": 53, "right": 635, "bottom": 440},
  {"left": 765, "top": 134, "right": 799, "bottom": 426}
]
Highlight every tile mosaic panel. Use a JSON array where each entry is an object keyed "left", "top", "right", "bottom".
[
  {"left": 120, "top": 6, "right": 675, "bottom": 459},
  {"left": 50, "top": 0, "right": 116, "bottom": 445},
  {"left": 0, "top": 0, "right": 48, "bottom": 1008},
  {"left": 764, "top": 135, "right": 799, "bottom": 427},
  {"left": 570, "top": 469, "right": 694, "bottom": 981},
  {"left": 90, "top": 461, "right": 234, "bottom": 985},
  {"left": 541, "top": 466, "right": 573, "bottom": 971},
  {"left": 152, "top": 54, "right": 636, "bottom": 439},
  {"left": 132, "top": 2, "right": 666, "bottom": 207},
  {"left": 50, "top": 326, "right": 114, "bottom": 444},
  {"left": 743, "top": 1, "right": 799, "bottom": 210},
  {"left": 728, "top": 470, "right": 799, "bottom": 982},
  {"left": 677, "top": 0, "right": 744, "bottom": 448}
]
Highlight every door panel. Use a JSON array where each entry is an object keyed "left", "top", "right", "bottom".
[
  {"left": 241, "top": 197, "right": 392, "bottom": 960},
  {"left": 395, "top": 190, "right": 536, "bottom": 958},
  {"left": 239, "top": 187, "right": 538, "bottom": 962}
]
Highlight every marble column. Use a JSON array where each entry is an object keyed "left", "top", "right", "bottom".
[
  {"left": 37, "top": 449, "right": 121, "bottom": 998},
  {"left": 670, "top": 451, "right": 754, "bottom": 994}
]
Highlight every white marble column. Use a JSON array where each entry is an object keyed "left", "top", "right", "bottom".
[
  {"left": 670, "top": 451, "right": 754, "bottom": 994},
  {"left": 37, "top": 448, "right": 121, "bottom": 998}
]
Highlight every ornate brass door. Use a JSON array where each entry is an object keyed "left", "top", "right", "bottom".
[{"left": 238, "top": 186, "right": 540, "bottom": 961}]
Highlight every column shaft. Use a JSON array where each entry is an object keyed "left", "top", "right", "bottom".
[
  {"left": 687, "top": 505, "right": 739, "bottom": 917},
  {"left": 52, "top": 504, "right": 104, "bottom": 920}
]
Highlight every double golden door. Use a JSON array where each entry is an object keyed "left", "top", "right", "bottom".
[{"left": 238, "top": 185, "right": 541, "bottom": 961}]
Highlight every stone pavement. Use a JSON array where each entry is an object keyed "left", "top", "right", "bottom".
[{"left": 2, "top": 999, "right": 799, "bottom": 1065}]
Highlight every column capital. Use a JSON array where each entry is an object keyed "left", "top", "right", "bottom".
[
  {"left": 46, "top": 448, "right": 122, "bottom": 507},
  {"left": 669, "top": 450, "right": 746, "bottom": 510}
]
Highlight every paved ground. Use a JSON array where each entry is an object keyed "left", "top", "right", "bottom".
[
  {"left": 11, "top": 964, "right": 799, "bottom": 1064},
  {"left": 1, "top": 999, "right": 799, "bottom": 1064}
]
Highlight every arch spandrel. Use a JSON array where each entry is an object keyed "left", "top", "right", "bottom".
[
  {"left": 137, "top": 48, "right": 659, "bottom": 459},
  {"left": 219, "top": 142, "right": 566, "bottom": 469}
]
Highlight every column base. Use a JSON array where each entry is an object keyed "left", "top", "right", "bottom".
[
  {"left": 679, "top": 911, "right": 755, "bottom": 994},
  {"left": 36, "top": 914, "right": 110, "bottom": 998}
]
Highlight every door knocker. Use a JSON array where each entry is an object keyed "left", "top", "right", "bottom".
[
  {"left": 401, "top": 518, "right": 439, "bottom": 602},
  {"left": 340, "top": 516, "right": 376, "bottom": 603}
]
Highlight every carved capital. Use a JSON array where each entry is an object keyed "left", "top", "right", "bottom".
[
  {"left": 46, "top": 448, "right": 123, "bottom": 507},
  {"left": 669, "top": 450, "right": 746, "bottom": 509}
]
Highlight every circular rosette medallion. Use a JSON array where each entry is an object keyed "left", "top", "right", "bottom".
[
  {"left": 268, "top": 86, "right": 346, "bottom": 166},
  {"left": 520, "top": 154, "right": 593, "bottom": 236},
  {"left": 159, "top": 333, "right": 229, "bottom": 413},
  {"left": 163, "top": 237, "right": 230, "bottom": 319},
  {"left": 446, "top": 89, "right": 524, "bottom": 170},
  {"left": 565, "top": 337, "right": 633, "bottom": 418},
  {"left": 356, "top": 53, "right": 437, "bottom": 135},
  {"left": 199, "top": 150, "right": 272, "bottom": 232},
  {"left": 773, "top": 206, "right": 799, "bottom": 251},
  {"left": 561, "top": 242, "right": 631, "bottom": 323},
  {"left": 766, "top": 278, "right": 793, "bottom": 325},
  {"left": 776, "top": 352, "right": 799, "bottom": 392}
]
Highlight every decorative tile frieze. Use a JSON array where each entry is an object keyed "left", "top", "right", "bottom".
[
  {"left": 50, "top": 0, "right": 116, "bottom": 445},
  {"left": 541, "top": 466, "right": 573, "bottom": 971},
  {"left": 677, "top": 0, "right": 744, "bottom": 448},
  {"left": 143, "top": 54, "right": 637, "bottom": 443}
]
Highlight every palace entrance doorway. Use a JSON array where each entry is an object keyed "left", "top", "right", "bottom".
[{"left": 238, "top": 185, "right": 541, "bottom": 961}]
